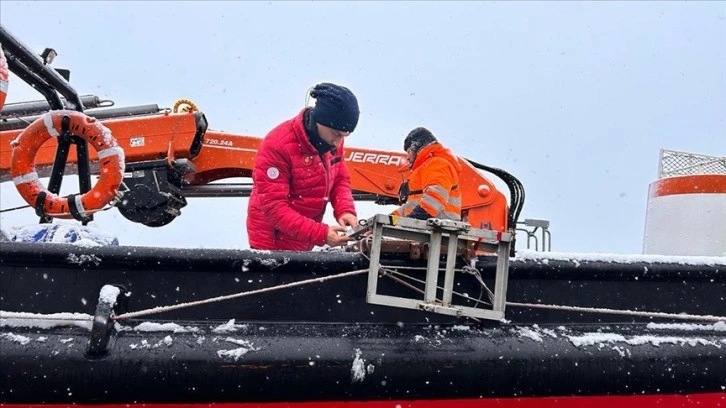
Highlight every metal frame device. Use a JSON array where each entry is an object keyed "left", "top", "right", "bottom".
[{"left": 351, "top": 214, "right": 512, "bottom": 321}]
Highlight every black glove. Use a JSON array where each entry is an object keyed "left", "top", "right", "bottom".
[{"left": 408, "top": 205, "right": 431, "bottom": 220}]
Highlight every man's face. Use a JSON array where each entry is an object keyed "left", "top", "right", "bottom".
[
  {"left": 317, "top": 123, "right": 351, "bottom": 148},
  {"left": 406, "top": 147, "right": 416, "bottom": 167}
]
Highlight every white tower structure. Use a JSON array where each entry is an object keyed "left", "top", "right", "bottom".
[{"left": 643, "top": 149, "right": 726, "bottom": 256}]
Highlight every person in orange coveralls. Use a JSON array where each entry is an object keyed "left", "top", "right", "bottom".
[{"left": 393, "top": 127, "right": 463, "bottom": 220}]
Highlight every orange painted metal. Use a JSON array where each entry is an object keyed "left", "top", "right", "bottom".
[
  {"left": 650, "top": 174, "right": 726, "bottom": 197},
  {"left": 1, "top": 111, "right": 201, "bottom": 182},
  {"left": 10, "top": 111, "right": 124, "bottom": 219}
]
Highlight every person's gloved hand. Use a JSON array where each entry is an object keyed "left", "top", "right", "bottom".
[{"left": 408, "top": 205, "right": 431, "bottom": 220}]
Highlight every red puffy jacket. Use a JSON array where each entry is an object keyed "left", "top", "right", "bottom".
[{"left": 247, "top": 108, "right": 357, "bottom": 250}]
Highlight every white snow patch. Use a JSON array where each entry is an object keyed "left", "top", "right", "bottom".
[
  {"left": 213, "top": 319, "right": 248, "bottom": 333},
  {"left": 72, "top": 238, "right": 104, "bottom": 248},
  {"left": 0, "top": 332, "right": 31, "bottom": 345},
  {"left": 567, "top": 332, "right": 723, "bottom": 348},
  {"left": 517, "top": 327, "right": 544, "bottom": 342},
  {"left": 67, "top": 253, "right": 102, "bottom": 265},
  {"left": 129, "top": 337, "right": 173, "bottom": 349},
  {"left": 540, "top": 328, "right": 559, "bottom": 338},
  {"left": 351, "top": 348, "right": 366, "bottom": 383},
  {"left": 647, "top": 321, "right": 726, "bottom": 332},
  {"left": 99, "top": 285, "right": 121, "bottom": 305},
  {"left": 0, "top": 311, "right": 93, "bottom": 330},
  {"left": 133, "top": 322, "right": 197, "bottom": 333},
  {"left": 515, "top": 249, "right": 726, "bottom": 266},
  {"left": 611, "top": 345, "right": 631, "bottom": 358},
  {"left": 217, "top": 337, "right": 259, "bottom": 361}
]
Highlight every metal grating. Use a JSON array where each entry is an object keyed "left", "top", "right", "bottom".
[{"left": 658, "top": 149, "right": 726, "bottom": 179}]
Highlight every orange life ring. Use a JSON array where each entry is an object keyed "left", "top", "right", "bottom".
[
  {"left": 10, "top": 110, "right": 126, "bottom": 220},
  {"left": 0, "top": 42, "right": 9, "bottom": 111}
]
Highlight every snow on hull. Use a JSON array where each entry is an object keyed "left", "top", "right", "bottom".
[{"left": 514, "top": 249, "right": 726, "bottom": 267}]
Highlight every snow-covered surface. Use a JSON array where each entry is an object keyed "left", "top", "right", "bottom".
[
  {"left": 242, "top": 257, "right": 291, "bottom": 270},
  {"left": 66, "top": 253, "right": 102, "bottom": 266},
  {"left": 514, "top": 249, "right": 726, "bottom": 266},
  {"left": 5, "top": 222, "right": 119, "bottom": 246},
  {"left": 129, "top": 336, "right": 174, "bottom": 350},
  {"left": 99, "top": 285, "right": 121, "bottom": 305},
  {"left": 507, "top": 323, "right": 726, "bottom": 351},
  {"left": 0, "top": 311, "right": 94, "bottom": 330},
  {"left": 0, "top": 332, "right": 32, "bottom": 345},
  {"left": 647, "top": 321, "right": 726, "bottom": 332},
  {"left": 2, "top": 312, "right": 725, "bottom": 371},
  {"left": 212, "top": 319, "right": 249, "bottom": 333},
  {"left": 131, "top": 322, "right": 200, "bottom": 333},
  {"left": 217, "top": 337, "right": 259, "bottom": 361},
  {"left": 3, "top": 224, "right": 723, "bottom": 268},
  {"left": 566, "top": 332, "right": 725, "bottom": 348},
  {"left": 351, "top": 348, "right": 366, "bottom": 383}
]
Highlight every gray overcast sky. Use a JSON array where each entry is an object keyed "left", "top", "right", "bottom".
[{"left": 1, "top": 1, "right": 724, "bottom": 254}]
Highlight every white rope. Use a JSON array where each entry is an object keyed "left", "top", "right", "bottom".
[
  {"left": 113, "top": 268, "right": 368, "bottom": 320},
  {"left": 507, "top": 301, "right": 726, "bottom": 323}
]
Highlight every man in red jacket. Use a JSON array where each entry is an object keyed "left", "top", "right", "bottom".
[{"left": 246, "top": 83, "right": 359, "bottom": 251}]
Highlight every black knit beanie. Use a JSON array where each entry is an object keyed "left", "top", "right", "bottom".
[
  {"left": 310, "top": 83, "right": 360, "bottom": 132},
  {"left": 403, "top": 127, "right": 438, "bottom": 153}
]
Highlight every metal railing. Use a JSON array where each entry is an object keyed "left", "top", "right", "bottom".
[{"left": 658, "top": 149, "right": 726, "bottom": 179}]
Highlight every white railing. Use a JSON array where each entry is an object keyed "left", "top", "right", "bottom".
[{"left": 657, "top": 149, "right": 726, "bottom": 179}]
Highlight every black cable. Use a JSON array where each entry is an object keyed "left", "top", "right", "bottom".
[{"left": 464, "top": 158, "right": 526, "bottom": 256}]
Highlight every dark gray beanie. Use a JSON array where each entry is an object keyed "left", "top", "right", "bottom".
[
  {"left": 310, "top": 83, "right": 360, "bottom": 132},
  {"left": 403, "top": 127, "right": 438, "bottom": 153}
]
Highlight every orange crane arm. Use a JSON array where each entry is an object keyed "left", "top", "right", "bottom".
[{"left": 0, "top": 110, "right": 509, "bottom": 232}]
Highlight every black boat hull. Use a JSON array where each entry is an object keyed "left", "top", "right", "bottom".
[
  {"left": 1, "top": 242, "right": 725, "bottom": 405},
  {"left": 1, "top": 242, "right": 725, "bottom": 325},
  {"left": 2, "top": 321, "right": 725, "bottom": 404}
]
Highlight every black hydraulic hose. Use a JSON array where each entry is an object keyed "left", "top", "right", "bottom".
[
  {"left": 0, "top": 104, "right": 163, "bottom": 132},
  {"left": 464, "top": 158, "right": 526, "bottom": 254},
  {"left": 0, "top": 95, "right": 110, "bottom": 119}
]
